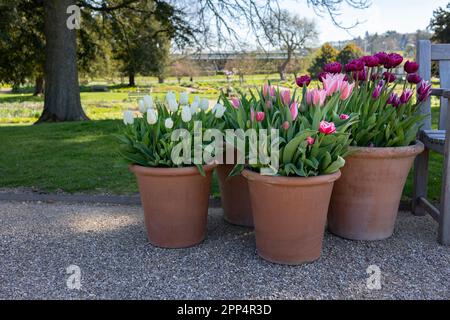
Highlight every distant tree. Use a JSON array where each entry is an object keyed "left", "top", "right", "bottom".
[
  {"left": 260, "top": 10, "right": 318, "bottom": 80},
  {"left": 224, "top": 54, "right": 257, "bottom": 84},
  {"left": 308, "top": 43, "right": 339, "bottom": 76},
  {"left": 430, "top": 3, "right": 450, "bottom": 43},
  {"left": 336, "top": 43, "right": 364, "bottom": 65},
  {"left": 171, "top": 59, "right": 200, "bottom": 83}
]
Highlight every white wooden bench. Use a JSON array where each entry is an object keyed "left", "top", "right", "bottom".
[{"left": 413, "top": 40, "right": 450, "bottom": 245}]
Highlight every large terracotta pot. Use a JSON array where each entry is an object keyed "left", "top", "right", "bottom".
[
  {"left": 242, "top": 169, "right": 341, "bottom": 265},
  {"left": 216, "top": 164, "right": 253, "bottom": 227},
  {"left": 130, "top": 164, "right": 216, "bottom": 248},
  {"left": 328, "top": 141, "right": 424, "bottom": 241}
]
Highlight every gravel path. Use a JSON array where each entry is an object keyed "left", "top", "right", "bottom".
[{"left": 0, "top": 200, "right": 449, "bottom": 300}]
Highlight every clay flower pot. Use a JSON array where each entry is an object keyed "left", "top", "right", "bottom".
[
  {"left": 328, "top": 141, "right": 424, "bottom": 241},
  {"left": 216, "top": 164, "right": 253, "bottom": 227},
  {"left": 242, "top": 169, "right": 341, "bottom": 265},
  {"left": 130, "top": 164, "right": 216, "bottom": 248}
]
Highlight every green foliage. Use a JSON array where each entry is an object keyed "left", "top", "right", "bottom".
[
  {"left": 337, "top": 43, "right": 364, "bottom": 65},
  {"left": 307, "top": 43, "right": 339, "bottom": 76},
  {"left": 430, "top": 3, "right": 450, "bottom": 43}
]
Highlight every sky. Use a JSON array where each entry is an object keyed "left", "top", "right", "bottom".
[{"left": 281, "top": 0, "right": 449, "bottom": 43}]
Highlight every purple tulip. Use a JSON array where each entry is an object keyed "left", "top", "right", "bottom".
[
  {"left": 417, "top": 80, "right": 432, "bottom": 102},
  {"left": 400, "top": 90, "right": 414, "bottom": 104},
  {"left": 346, "top": 59, "right": 365, "bottom": 72},
  {"left": 362, "top": 55, "right": 380, "bottom": 68},
  {"left": 323, "top": 62, "right": 343, "bottom": 74},
  {"left": 407, "top": 73, "right": 422, "bottom": 84},
  {"left": 372, "top": 80, "right": 385, "bottom": 100},
  {"left": 318, "top": 72, "right": 328, "bottom": 83},
  {"left": 404, "top": 61, "right": 420, "bottom": 74},
  {"left": 387, "top": 93, "right": 400, "bottom": 107},
  {"left": 384, "top": 53, "right": 404, "bottom": 69},
  {"left": 374, "top": 52, "right": 389, "bottom": 65},
  {"left": 370, "top": 73, "right": 380, "bottom": 82},
  {"left": 296, "top": 75, "right": 312, "bottom": 87},
  {"left": 352, "top": 70, "right": 366, "bottom": 81},
  {"left": 383, "top": 72, "right": 396, "bottom": 83}
]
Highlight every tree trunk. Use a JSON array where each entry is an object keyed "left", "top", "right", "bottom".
[
  {"left": 128, "top": 73, "right": 135, "bottom": 86},
  {"left": 37, "top": 0, "right": 88, "bottom": 123},
  {"left": 34, "top": 76, "right": 44, "bottom": 96},
  {"left": 158, "top": 76, "right": 164, "bottom": 84},
  {"left": 279, "top": 52, "right": 292, "bottom": 81}
]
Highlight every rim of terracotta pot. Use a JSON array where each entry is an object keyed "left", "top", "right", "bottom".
[
  {"left": 242, "top": 169, "right": 341, "bottom": 186},
  {"left": 129, "top": 163, "right": 217, "bottom": 177},
  {"left": 348, "top": 140, "right": 424, "bottom": 159}
]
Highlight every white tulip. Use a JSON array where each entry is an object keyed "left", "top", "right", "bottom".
[
  {"left": 193, "top": 96, "right": 200, "bottom": 104},
  {"left": 143, "top": 95, "right": 154, "bottom": 109},
  {"left": 138, "top": 99, "right": 146, "bottom": 113},
  {"left": 179, "top": 92, "right": 189, "bottom": 106},
  {"left": 200, "top": 98, "right": 209, "bottom": 111},
  {"left": 181, "top": 105, "right": 192, "bottom": 122},
  {"left": 212, "top": 103, "right": 226, "bottom": 118},
  {"left": 190, "top": 100, "right": 199, "bottom": 115},
  {"left": 146, "top": 109, "right": 158, "bottom": 125},
  {"left": 123, "top": 110, "right": 135, "bottom": 125},
  {"left": 167, "top": 98, "right": 179, "bottom": 112},
  {"left": 166, "top": 91, "right": 176, "bottom": 103},
  {"left": 165, "top": 118, "right": 174, "bottom": 129}
]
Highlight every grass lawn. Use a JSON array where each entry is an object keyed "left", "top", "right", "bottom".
[{"left": 0, "top": 80, "right": 444, "bottom": 202}]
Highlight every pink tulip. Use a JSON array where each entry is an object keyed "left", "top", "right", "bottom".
[
  {"left": 339, "top": 82, "right": 354, "bottom": 101},
  {"left": 256, "top": 111, "right": 265, "bottom": 122},
  {"left": 319, "top": 121, "right": 336, "bottom": 135},
  {"left": 231, "top": 98, "right": 240, "bottom": 109},
  {"left": 281, "top": 90, "right": 291, "bottom": 105},
  {"left": 290, "top": 102, "right": 298, "bottom": 121},
  {"left": 306, "top": 89, "right": 327, "bottom": 107},
  {"left": 282, "top": 121, "right": 290, "bottom": 130},
  {"left": 306, "top": 136, "right": 315, "bottom": 146},
  {"left": 266, "top": 100, "right": 272, "bottom": 109},
  {"left": 323, "top": 73, "right": 346, "bottom": 96},
  {"left": 340, "top": 114, "right": 350, "bottom": 120},
  {"left": 263, "top": 84, "right": 276, "bottom": 98},
  {"left": 250, "top": 108, "right": 255, "bottom": 122}
]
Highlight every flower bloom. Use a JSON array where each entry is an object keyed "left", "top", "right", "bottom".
[
  {"left": 319, "top": 121, "right": 336, "bottom": 135},
  {"left": 167, "top": 98, "right": 179, "bottom": 112},
  {"left": 339, "top": 114, "right": 350, "bottom": 120},
  {"left": 346, "top": 59, "right": 365, "bottom": 72},
  {"left": 318, "top": 72, "right": 328, "bottom": 83},
  {"left": 231, "top": 98, "right": 240, "bottom": 109},
  {"left": 387, "top": 93, "right": 401, "bottom": 108},
  {"left": 200, "top": 98, "right": 209, "bottom": 111},
  {"left": 323, "top": 73, "right": 346, "bottom": 96},
  {"left": 256, "top": 111, "right": 265, "bottom": 122},
  {"left": 417, "top": 80, "right": 432, "bottom": 102},
  {"left": 263, "top": 84, "right": 276, "bottom": 98},
  {"left": 212, "top": 103, "right": 226, "bottom": 118},
  {"left": 123, "top": 111, "right": 134, "bottom": 125},
  {"left": 147, "top": 109, "right": 158, "bottom": 125},
  {"left": 143, "top": 95, "right": 154, "bottom": 109},
  {"left": 306, "top": 136, "right": 315, "bottom": 145},
  {"left": 266, "top": 100, "right": 272, "bottom": 109},
  {"left": 138, "top": 99, "right": 146, "bottom": 113},
  {"left": 250, "top": 108, "right": 255, "bottom": 122},
  {"left": 384, "top": 53, "right": 403, "bottom": 69},
  {"left": 164, "top": 118, "right": 174, "bottom": 129},
  {"left": 352, "top": 70, "right": 366, "bottom": 81},
  {"left": 383, "top": 72, "right": 396, "bottom": 83},
  {"left": 372, "top": 81, "right": 384, "bottom": 100},
  {"left": 281, "top": 90, "right": 291, "bottom": 105},
  {"left": 374, "top": 52, "right": 389, "bottom": 66},
  {"left": 296, "top": 75, "right": 312, "bottom": 87},
  {"left": 400, "top": 90, "right": 414, "bottom": 104},
  {"left": 407, "top": 73, "right": 422, "bottom": 84},
  {"left": 324, "top": 62, "right": 342, "bottom": 74},
  {"left": 282, "top": 121, "right": 290, "bottom": 130},
  {"left": 340, "top": 82, "right": 354, "bottom": 100},
  {"left": 290, "top": 102, "right": 298, "bottom": 121},
  {"left": 362, "top": 55, "right": 380, "bottom": 68},
  {"left": 370, "top": 73, "right": 380, "bottom": 82},
  {"left": 179, "top": 92, "right": 189, "bottom": 105},
  {"left": 181, "top": 105, "right": 192, "bottom": 122},
  {"left": 306, "top": 89, "right": 327, "bottom": 107},
  {"left": 404, "top": 61, "right": 419, "bottom": 74}
]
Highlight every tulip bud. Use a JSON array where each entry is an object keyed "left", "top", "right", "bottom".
[
  {"left": 167, "top": 98, "right": 178, "bottom": 112},
  {"left": 407, "top": 73, "right": 422, "bottom": 84},
  {"left": 306, "top": 136, "right": 315, "bottom": 145},
  {"left": 181, "top": 105, "right": 192, "bottom": 122},
  {"left": 212, "top": 103, "right": 225, "bottom": 118},
  {"left": 143, "top": 95, "right": 153, "bottom": 109},
  {"left": 281, "top": 121, "right": 290, "bottom": 130},
  {"left": 339, "top": 114, "right": 350, "bottom": 120},
  {"left": 146, "top": 109, "right": 157, "bottom": 125},
  {"left": 164, "top": 118, "right": 174, "bottom": 129},
  {"left": 200, "top": 98, "right": 209, "bottom": 111},
  {"left": 319, "top": 121, "right": 336, "bottom": 135},
  {"left": 404, "top": 61, "right": 419, "bottom": 74},
  {"left": 138, "top": 99, "right": 146, "bottom": 113},
  {"left": 123, "top": 110, "right": 134, "bottom": 125},
  {"left": 255, "top": 111, "right": 265, "bottom": 122},
  {"left": 179, "top": 92, "right": 189, "bottom": 106},
  {"left": 296, "top": 75, "right": 312, "bottom": 87}
]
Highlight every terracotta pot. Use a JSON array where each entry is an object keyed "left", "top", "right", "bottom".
[
  {"left": 130, "top": 164, "right": 216, "bottom": 248},
  {"left": 328, "top": 141, "right": 424, "bottom": 241},
  {"left": 216, "top": 164, "right": 253, "bottom": 227},
  {"left": 242, "top": 169, "right": 341, "bottom": 265}
]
